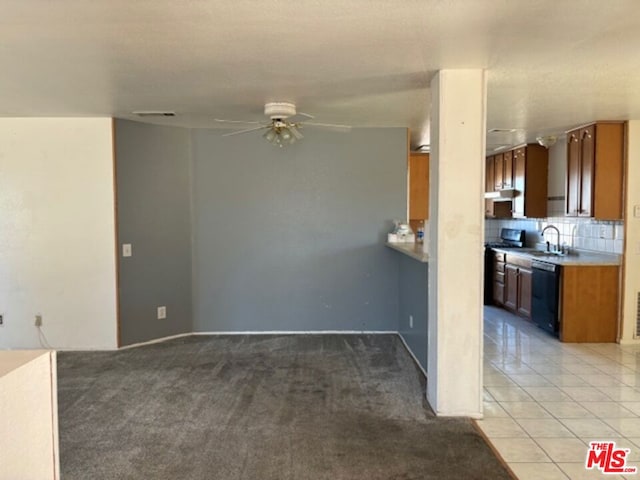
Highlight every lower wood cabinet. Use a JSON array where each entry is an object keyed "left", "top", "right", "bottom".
[{"left": 502, "top": 254, "right": 532, "bottom": 319}]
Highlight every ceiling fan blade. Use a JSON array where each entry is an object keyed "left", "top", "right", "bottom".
[
  {"left": 222, "top": 126, "right": 269, "bottom": 137},
  {"left": 287, "top": 112, "right": 314, "bottom": 123},
  {"left": 301, "top": 122, "right": 352, "bottom": 132},
  {"left": 289, "top": 125, "right": 304, "bottom": 140},
  {"left": 214, "top": 119, "right": 263, "bottom": 125}
]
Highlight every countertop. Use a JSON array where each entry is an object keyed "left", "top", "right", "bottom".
[
  {"left": 491, "top": 247, "right": 621, "bottom": 266},
  {"left": 386, "top": 242, "right": 429, "bottom": 263}
]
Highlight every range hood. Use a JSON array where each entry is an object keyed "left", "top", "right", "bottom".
[{"left": 484, "top": 189, "right": 518, "bottom": 201}]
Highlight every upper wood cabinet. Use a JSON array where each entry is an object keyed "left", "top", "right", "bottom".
[
  {"left": 566, "top": 122, "right": 625, "bottom": 220},
  {"left": 485, "top": 144, "right": 548, "bottom": 219},
  {"left": 408, "top": 152, "right": 429, "bottom": 229},
  {"left": 512, "top": 144, "right": 548, "bottom": 219}
]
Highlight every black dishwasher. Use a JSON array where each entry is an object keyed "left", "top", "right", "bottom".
[{"left": 531, "top": 260, "right": 561, "bottom": 336}]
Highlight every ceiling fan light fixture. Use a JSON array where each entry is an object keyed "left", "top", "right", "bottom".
[
  {"left": 263, "top": 129, "right": 277, "bottom": 142},
  {"left": 536, "top": 135, "right": 557, "bottom": 148}
]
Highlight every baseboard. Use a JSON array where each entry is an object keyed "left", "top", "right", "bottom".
[
  {"left": 117, "top": 332, "right": 193, "bottom": 350},
  {"left": 192, "top": 330, "right": 398, "bottom": 335},
  {"left": 117, "top": 330, "right": 398, "bottom": 350},
  {"left": 396, "top": 333, "right": 427, "bottom": 379},
  {"left": 618, "top": 338, "right": 640, "bottom": 345}
]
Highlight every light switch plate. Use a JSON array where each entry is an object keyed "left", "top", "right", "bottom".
[
  {"left": 157, "top": 306, "right": 166, "bottom": 319},
  {"left": 635, "top": 205, "right": 640, "bottom": 218},
  {"left": 122, "top": 244, "right": 132, "bottom": 257}
]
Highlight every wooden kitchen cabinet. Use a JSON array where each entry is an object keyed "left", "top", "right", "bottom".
[
  {"left": 408, "top": 152, "right": 429, "bottom": 232},
  {"left": 485, "top": 144, "right": 547, "bottom": 219},
  {"left": 566, "top": 122, "right": 625, "bottom": 220},
  {"left": 504, "top": 264, "right": 519, "bottom": 311},
  {"left": 485, "top": 156, "right": 513, "bottom": 219},
  {"left": 512, "top": 145, "right": 548, "bottom": 218},
  {"left": 503, "top": 254, "right": 532, "bottom": 319},
  {"left": 517, "top": 268, "right": 532, "bottom": 317},
  {"left": 493, "top": 252, "right": 505, "bottom": 305},
  {"left": 560, "top": 265, "right": 619, "bottom": 342}
]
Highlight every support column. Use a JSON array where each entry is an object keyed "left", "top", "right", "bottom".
[
  {"left": 427, "top": 70, "right": 486, "bottom": 417},
  {"left": 620, "top": 121, "right": 640, "bottom": 344}
]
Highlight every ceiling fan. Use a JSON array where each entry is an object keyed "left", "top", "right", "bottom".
[{"left": 214, "top": 102, "right": 352, "bottom": 147}]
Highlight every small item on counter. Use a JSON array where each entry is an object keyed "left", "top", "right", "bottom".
[
  {"left": 416, "top": 220, "right": 425, "bottom": 244},
  {"left": 388, "top": 221, "right": 414, "bottom": 243}
]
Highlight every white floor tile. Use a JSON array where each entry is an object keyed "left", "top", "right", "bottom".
[
  {"left": 475, "top": 418, "right": 528, "bottom": 438},
  {"left": 560, "top": 387, "right": 613, "bottom": 402},
  {"left": 621, "top": 402, "right": 640, "bottom": 416},
  {"left": 543, "top": 374, "right": 589, "bottom": 387},
  {"left": 508, "top": 462, "right": 569, "bottom": 480},
  {"left": 603, "top": 418, "right": 640, "bottom": 437},
  {"left": 483, "top": 401, "right": 510, "bottom": 418},
  {"left": 535, "top": 437, "right": 591, "bottom": 462},
  {"left": 509, "top": 374, "right": 554, "bottom": 387},
  {"left": 516, "top": 418, "right": 575, "bottom": 438},
  {"left": 524, "top": 386, "right": 573, "bottom": 402},
  {"left": 561, "top": 418, "right": 620, "bottom": 438},
  {"left": 540, "top": 402, "right": 593, "bottom": 419},
  {"left": 578, "top": 374, "right": 626, "bottom": 387},
  {"left": 501, "top": 401, "right": 553, "bottom": 419},
  {"left": 557, "top": 462, "right": 626, "bottom": 479},
  {"left": 489, "top": 437, "right": 552, "bottom": 462},
  {"left": 597, "top": 387, "right": 640, "bottom": 402},
  {"left": 580, "top": 402, "right": 637, "bottom": 418},
  {"left": 486, "top": 386, "right": 534, "bottom": 402}
]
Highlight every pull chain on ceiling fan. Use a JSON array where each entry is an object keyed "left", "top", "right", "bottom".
[{"left": 215, "top": 102, "right": 351, "bottom": 147}]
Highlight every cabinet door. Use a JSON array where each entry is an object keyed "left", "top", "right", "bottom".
[
  {"left": 493, "top": 282, "right": 505, "bottom": 306},
  {"left": 409, "top": 153, "right": 429, "bottom": 221},
  {"left": 578, "top": 126, "right": 595, "bottom": 217},
  {"left": 512, "top": 147, "right": 526, "bottom": 217},
  {"left": 494, "top": 153, "right": 504, "bottom": 190},
  {"left": 566, "top": 130, "right": 581, "bottom": 216},
  {"left": 485, "top": 157, "right": 495, "bottom": 217},
  {"left": 502, "top": 150, "right": 514, "bottom": 189},
  {"left": 504, "top": 264, "right": 519, "bottom": 311},
  {"left": 517, "top": 268, "right": 532, "bottom": 318}
]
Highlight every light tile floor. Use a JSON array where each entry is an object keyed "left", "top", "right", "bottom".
[{"left": 477, "top": 306, "right": 640, "bottom": 480}]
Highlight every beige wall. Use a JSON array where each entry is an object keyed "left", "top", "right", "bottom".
[
  {"left": 0, "top": 351, "right": 59, "bottom": 480},
  {"left": 621, "top": 121, "right": 640, "bottom": 342},
  {"left": 0, "top": 118, "right": 118, "bottom": 349}
]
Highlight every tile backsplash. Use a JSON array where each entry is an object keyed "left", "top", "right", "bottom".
[{"left": 486, "top": 216, "right": 624, "bottom": 255}]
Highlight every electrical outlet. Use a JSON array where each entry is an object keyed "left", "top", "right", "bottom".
[
  {"left": 122, "top": 244, "right": 132, "bottom": 257},
  {"left": 35, "top": 314, "right": 43, "bottom": 327},
  {"left": 599, "top": 226, "right": 607, "bottom": 239},
  {"left": 0, "top": 314, "right": 3, "bottom": 326},
  {"left": 635, "top": 205, "right": 640, "bottom": 218},
  {"left": 157, "top": 306, "right": 166, "bottom": 319},
  {"left": 409, "top": 315, "right": 414, "bottom": 328}
]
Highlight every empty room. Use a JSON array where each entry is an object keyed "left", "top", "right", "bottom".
[{"left": 2, "top": 2, "right": 640, "bottom": 480}]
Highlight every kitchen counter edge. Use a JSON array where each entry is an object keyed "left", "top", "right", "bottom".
[
  {"left": 386, "top": 242, "right": 429, "bottom": 263},
  {"left": 491, "top": 247, "right": 621, "bottom": 266}
]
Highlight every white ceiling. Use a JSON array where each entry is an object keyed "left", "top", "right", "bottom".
[{"left": 2, "top": 0, "right": 640, "bottom": 149}]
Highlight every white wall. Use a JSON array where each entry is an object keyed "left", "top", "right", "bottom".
[
  {"left": 0, "top": 351, "right": 59, "bottom": 480},
  {"left": 0, "top": 118, "right": 118, "bottom": 349},
  {"left": 621, "top": 121, "right": 640, "bottom": 342}
]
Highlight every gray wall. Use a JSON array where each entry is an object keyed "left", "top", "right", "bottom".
[
  {"left": 397, "top": 255, "right": 428, "bottom": 371},
  {"left": 191, "top": 128, "right": 406, "bottom": 332},
  {"left": 115, "top": 120, "right": 193, "bottom": 345}
]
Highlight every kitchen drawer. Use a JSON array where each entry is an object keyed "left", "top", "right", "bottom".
[
  {"left": 494, "top": 252, "right": 506, "bottom": 263},
  {"left": 494, "top": 261, "right": 505, "bottom": 273},
  {"left": 494, "top": 271, "right": 505, "bottom": 284},
  {"left": 506, "top": 254, "right": 532, "bottom": 270}
]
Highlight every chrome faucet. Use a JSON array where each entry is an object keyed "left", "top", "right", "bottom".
[{"left": 541, "top": 225, "right": 561, "bottom": 253}]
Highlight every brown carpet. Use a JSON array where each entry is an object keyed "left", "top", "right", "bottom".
[{"left": 57, "top": 334, "right": 513, "bottom": 479}]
